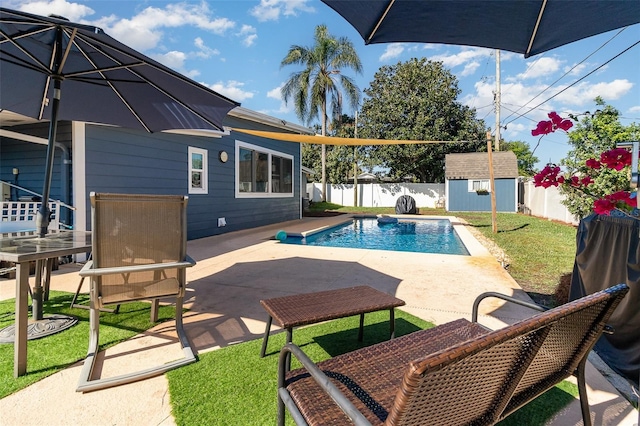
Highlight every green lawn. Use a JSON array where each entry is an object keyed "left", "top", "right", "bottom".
[{"left": 0, "top": 291, "right": 175, "bottom": 398}]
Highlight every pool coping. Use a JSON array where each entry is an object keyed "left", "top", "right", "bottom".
[{"left": 283, "top": 214, "right": 492, "bottom": 258}]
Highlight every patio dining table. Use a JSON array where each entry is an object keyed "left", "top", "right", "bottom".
[{"left": 0, "top": 229, "right": 91, "bottom": 377}]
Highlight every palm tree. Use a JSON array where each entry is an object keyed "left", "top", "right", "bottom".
[{"left": 281, "top": 24, "right": 362, "bottom": 202}]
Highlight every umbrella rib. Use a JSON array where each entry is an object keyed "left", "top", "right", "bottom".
[
  {"left": 58, "top": 27, "right": 77, "bottom": 72},
  {"left": 71, "top": 31, "right": 227, "bottom": 131},
  {"left": 526, "top": 0, "right": 548, "bottom": 57},
  {"left": 62, "top": 31, "right": 152, "bottom": 132},
  {"left": 64, "top": 62, "right": 146, "bottom": 78},
  {"left": 0, "top": 26, "right": 53, "bottom": 74},
  {"left": 367, "top": 0, "right": 395, "bottom": 44}
]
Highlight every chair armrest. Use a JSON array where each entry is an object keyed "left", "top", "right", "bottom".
[
  {"left": 278, "top": 343, "right": 372, "bottom": 426},
  {"left": 79, "top": 255, "right": 195, "bottom": 277},
  {"left": 472, "top": 291, "right": 548, "bottom": 323}
]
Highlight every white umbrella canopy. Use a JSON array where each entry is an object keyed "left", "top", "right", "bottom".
[
  {"left": 0, "top": 7, "right": 240, "bottom": 235},
  {"left": 320, "top": 0, "right": 640, "bottom": 58}
]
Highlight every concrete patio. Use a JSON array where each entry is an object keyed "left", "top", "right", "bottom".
[{"left": 0, "top": 215, "right": 637, "bottom": 425}]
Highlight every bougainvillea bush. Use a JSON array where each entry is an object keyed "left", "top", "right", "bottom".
[{"left": 532, "top": 110, "right": 638, "bottom": 218}]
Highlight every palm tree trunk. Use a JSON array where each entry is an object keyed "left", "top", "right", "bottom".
[{"left": 321, "top": 97, "right": 327, "bottom": 202}]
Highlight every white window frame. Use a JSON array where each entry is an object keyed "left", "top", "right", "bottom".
[
  {"left": 468, "top": 179, "right": 491, "bottom": 192},
  {"left": 188, "top": 146, "right": 208, "bottom": 194},
  {"left": 235, "top": 140, "right": 294, "bottom": 198}
]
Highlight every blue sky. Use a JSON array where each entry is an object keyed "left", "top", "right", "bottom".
[{"left": 6, "top": 0, "right": 640, "bottom": 170}]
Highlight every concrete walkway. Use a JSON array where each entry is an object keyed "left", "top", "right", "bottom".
[{"left": 0, "top": 215, "right": 637, "bottom": 425}]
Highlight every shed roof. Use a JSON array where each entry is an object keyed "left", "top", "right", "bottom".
[{"left": 445, "top": 151, "right": 518, "bottom": 179}]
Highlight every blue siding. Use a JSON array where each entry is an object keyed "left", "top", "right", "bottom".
[
  {"left": 448, "top": 178, "right": 516, "bottom": 212},
  {"left": 84, "top": 123, "right": 301, "bottom": 240},
  {"left": 0, "top": 122, "right": 72, "bottom": 216}
]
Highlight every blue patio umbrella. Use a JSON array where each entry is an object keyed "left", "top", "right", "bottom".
[
  {"left": 0, "top": 7, "right": 240, "bottom": 237},
  {"left": 320, "top": 0, "right": 640, "bottom": 58}
]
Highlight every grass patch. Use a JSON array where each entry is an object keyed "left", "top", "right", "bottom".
[
  {"left": 0, "top": 291, "right": 175, "bottom": 398},
  {"left": 308, "top": 203, "right": 577, "bottom": 306},
  {"left": 454, "top": 212, "right": 576, "bottom": 305},
  {"left": 167, "top": 309, "right": 577, "bottom": 426}
]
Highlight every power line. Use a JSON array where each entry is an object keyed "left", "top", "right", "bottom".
[
  {"left": 504, "top": 39, "right": 640, "bottom": 128},
  {"left": 501, "top": 27, "right": 630, "bottom": 126}
]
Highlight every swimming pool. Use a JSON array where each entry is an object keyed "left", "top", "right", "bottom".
[{"left": 280, "top": 217, "right": 470, "bottom": 255}]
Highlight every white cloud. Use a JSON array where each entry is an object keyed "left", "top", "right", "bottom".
[
  {"left": 86, "top": 3, "right": 235, "bottom": 52},
  {"left": 629, "top": 105, "right": 640, "bottom": 114},
  {"left": 429, "top": 47, "right": 492, "bottom": 69},
  {"left": 16, "top": 0, "right": 95, "bottom": 22},
  {"left": 150, "top": 50, "right": 201, "bottom": 79},
  {"left": 238, "top": 25, "right": 258, "bottom": 47},
  {"left": 152, "top": 50, "right": 187, "bottom": 70},
  {"left": 250, "top": 0, "right": 315, "bottom": 22},
  {"left": 379, "top": 44, "right": 405, "bottom": 62},
  {"left": 264, "top": 84, "right": 292, "bottom": 115},
  {"left": 194, "top": 37, "right": 220, "bottom": 59},
  {"left": 267, "top": 85, "right": 283, "bottom": 100},
  {"left": 563, "top": 63, "right": 588, "bottom": 77},
  {"left": 203, "top": 80, "right": 254, "bottom": 102},
  {"left": 554, "top": 80, "right": 634, "bottom": 106},
  {"left": 516, "top": 57, "right": 563, "bottom": 80},
  {"left": 460, "top": 61, "right": 480, "bottom": 77}
]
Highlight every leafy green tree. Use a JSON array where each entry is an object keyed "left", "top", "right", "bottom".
[
  {"left": 281, "top": 25, "right": 362, "bottom": 200},
  {"left": 358, "top": 58, "right": 486, "bottom": 182},
  {"left": 302, "top": 115, "right": 362, "bottom": 184},
  {"left": 560, "top": 98, "right": 640, "bottom": 218},
  {"left": 500, "top": 140, "right": 539, "bottom": 176}
]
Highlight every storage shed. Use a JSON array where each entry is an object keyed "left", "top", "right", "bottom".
[{"left": 445, "top": 151, "right": 518, "bottom": 212}]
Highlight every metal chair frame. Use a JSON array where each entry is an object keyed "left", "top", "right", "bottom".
[{"left": 76, "top": 193, "right": 196, "bottom": 392}]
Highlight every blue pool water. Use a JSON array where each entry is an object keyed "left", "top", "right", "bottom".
[{"left": 281, "top": 218, "right": 469, "bottom": 255}]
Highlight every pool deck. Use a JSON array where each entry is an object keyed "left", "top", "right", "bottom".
[{"left": 0, "top": 214, "right": 637, "bottom": 425}]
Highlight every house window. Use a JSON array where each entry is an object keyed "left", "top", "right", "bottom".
[
  {"left": 236, "top": 141, "right": 293, "bottom": 198},
  {"left": 189, "top": 147, "right": 208, "bottom": 194},
  {"left": 468, "top": 179, "right": 491, "bottom": 192}
]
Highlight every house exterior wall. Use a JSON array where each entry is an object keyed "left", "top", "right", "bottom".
[
  {"left": 447, "top": 178, "right": 516, "bottom": 212},
  {"left": 0, "top": 122, "right": 73, "bottom": 225},
  {"left": 82, "top": 120, "right": 301, "bottom": 240}
]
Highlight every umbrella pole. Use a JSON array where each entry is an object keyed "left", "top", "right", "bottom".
[
  {"left": 33, "top": 78, "right": 61, "bottom": 320},
  {"left": 36, "top": 82, "right": 59, "bottom": 238}
]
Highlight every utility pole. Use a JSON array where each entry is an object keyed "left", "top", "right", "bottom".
[
  {"left": 495, "top": 49, "right": 501, "bottom": 151},
  {"left": 487, "top": 131, "right": 498, "bottom": 234}
]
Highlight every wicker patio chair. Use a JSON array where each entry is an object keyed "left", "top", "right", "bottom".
[
  {"left": 76, "top": 193, "right": 196, "bottom": 392},
  {"left": 277, "top": 283, "right": 629, "bottom": 426}
]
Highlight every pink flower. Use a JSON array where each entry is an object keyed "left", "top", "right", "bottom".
[
  {"left": 593, "top": 198, "right": 617, "bottom": 215},
  {"left": 533, "top": 165, "right": 563, "bottom": 188},
  {"left": 600, "top": 148, "right": 632, "bottom": 171},
  {"left": 548, "top": 112, "right": 574, "bottom": 132},
  {"left": 585, "top": 158, "right": 601, "bottom": 169},
  {"left": 593, "top": 191, "right": 636, "bottom": 214},
  {"left": 531, "top": 120, "right": 553, "bottom": 136},
  {"left": 531, "top": 112, "right": 574, "bottom": 136},
  {"left": 580, "top": 176, "right": 594, "bottom": 186},
  {"left": 607, "top": 191, "right": 635, "bottom": 207}
]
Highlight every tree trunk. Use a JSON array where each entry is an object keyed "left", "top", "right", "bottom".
[{"left": 321, "top": 97, "right": 327, "bottom": 202}]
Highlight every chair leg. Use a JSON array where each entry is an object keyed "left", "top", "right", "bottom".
[
  {"left": 576, "top": 357, "right": 592, "bottom": 426},
  {"left": 76, "top": 293, "right": 197, "bottom": 393}
]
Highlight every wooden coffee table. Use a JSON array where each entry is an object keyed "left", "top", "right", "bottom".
[{"left": 260, "top": 285, "right": 406, "bottom": 357}]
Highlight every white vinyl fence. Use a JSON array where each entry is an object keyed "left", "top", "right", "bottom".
[
  {"left": 519, "top": 180, "right": 579, "bottom": 225},
  {"left": 308, "top": 180, "right": 579, "bottom": 225},
  {"left": 307, "top": 183, "right": 445, "bottom": 209}
]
